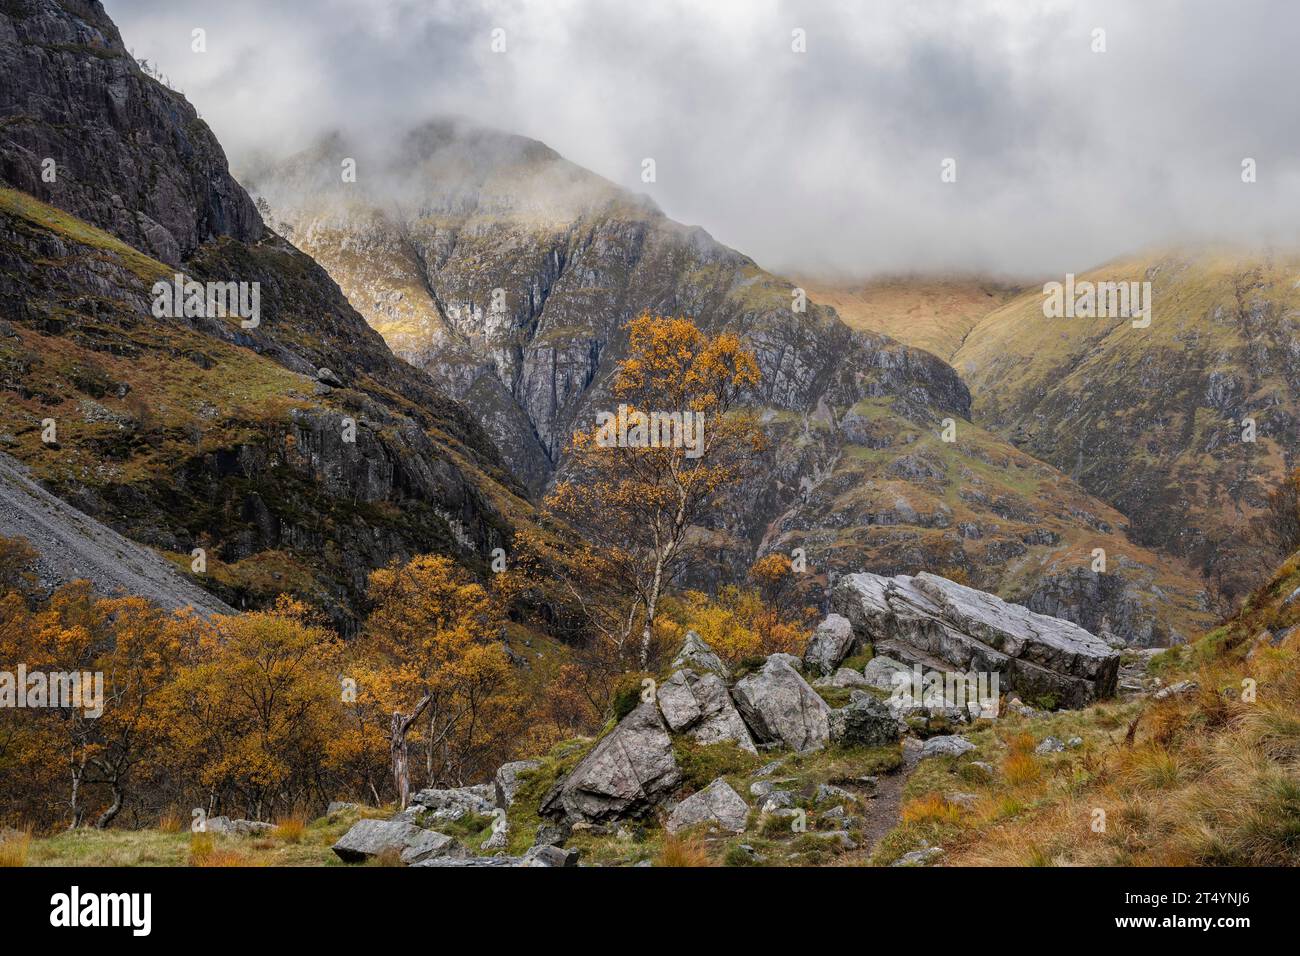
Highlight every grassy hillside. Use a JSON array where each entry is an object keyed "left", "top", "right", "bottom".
[
  {"left": 953, "top": 249, "right": 1300, "bottom": 601},
  {"left": 797, "top": 275, "right": 1024, "bottom": 362}
]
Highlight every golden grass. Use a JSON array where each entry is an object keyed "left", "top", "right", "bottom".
[
  {"left": 188, "top": 832, "right": 261, "bottom": 867},
  {"left": 273, "top": 814, "right": 307, "bottom": 844},
  {"left": 0, "top": 828, "right": 32, "bottom": 867},
  {"left": 157, "top": 809, "right": 184, "bottom": 834},
  {"left": 900, "top": 793, "right": 964, "bottom": 827},
  {"left": 654, "top": 832, "right": 716, "bottom": 867}
]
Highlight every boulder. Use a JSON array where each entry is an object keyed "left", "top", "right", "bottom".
[
  {"left": 409, "top": 785, "right": 494, "bottom": 822},
  {"left": 494, "top": 760, "right": 541, "bottom": 809},
  {"left": 1034, "top": 736, "right": 1066, "bottom": 755},
  {"left": 892, "top": 846, "right": 945, "bottom": 867},
  {"left": 803, "top": 613, "right": 856, "bottom": 676},
  {"left": 203, "top": 816, "right": 273, "bottom": 836},
  {"left": 665, "top": 778, "right": 750, "bottom": 834},
  {"left": 326, "top": 801, "right": 358, "bottom": 816},
  {"left": 400, "top": 830, "right": 469, "bottom": 865},
  {"left": 332, "top": 818, "right": 459, "bottom": 863},
  {"left": 522, "top": 844, "right": 580, "bottom": 867},
  {"left": 829, "top": 691, "right": 901, "bottom": 747},
  {"left": 834, "top": 572, "right": 1120, "bottom": 708},
  {"left": 919, "top": 735, "right": 976, "bottom": 760},
  {"left": 656, "top": 669, "right": 757, "bottom": 753},
  {"left": 731, "top": 656, "right": 831, "bottom": 752},
  {"left": 540, "top": 701, "right": 682, "bottom": 823},
  {"left": 672, "top": 631, "right": 729, "bottom": 679}
]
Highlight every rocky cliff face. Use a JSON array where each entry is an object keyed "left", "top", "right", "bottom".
[
  {"left": 0, "top": 1, "right": 531, "bottom": 628},
  {"left": 0, "top": 0, "right": 261, "bottom": 265},
  {"left": 249, "top": 123, "right": 1214, "bottom": 643}
]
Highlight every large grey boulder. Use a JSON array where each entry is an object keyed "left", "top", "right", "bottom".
[
  {"left": 495, "top": 760, "right": 542, "bottom": 809},
  {"left": 672, "top": 631, "right": 729, "bottom": 679},
  {"left": 332, "top": 818, "right": 463, "bottom": 863},
  {"left": 919, "top": 735, "right": 976, "bottom": 760},
  {"left": 540, "top": 701, "right": 682, "bottom": 823},
  {"left": 731, "top": 656, "right": 831, "bottom": 753},
  {"left": 203, "top": 817, "right": 273, "bottom": 836},
  {"left": 803, "top": 613, "right": 856, "bottom": 676},
  {"left": 829, "top": 691, "right": 901, "bottom": 747},
  {"left": 656, "top": 669, "right": 758, "bottom": 754},
  {"left": 833, "top": 572, "right": 1120, "bottom": 708},
  {"left": 665, "top": 778, "right": 750, "bottom": 834}
]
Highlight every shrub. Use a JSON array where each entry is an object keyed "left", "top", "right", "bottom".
[{"left": 654, "top": 832, "right": 715, "bottom": 867}]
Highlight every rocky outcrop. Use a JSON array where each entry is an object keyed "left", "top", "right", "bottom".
[
  {"left": 331, "top": 818, "right": 466, "bottom": 864},
  {"left": 656, "top": 668, "right": 757, "bottom": 754},
  {"left": 828, "top": 692, "right": 901, "bottom": 748},
  {"left": 665, "top": 778, "right": 749, "bottom": 834},
  {"left": 835, "top": 572, "right": 1120, "bottom": 708},
  {"left": 494, "top": 760, "right": 541, "bottom": 810},
  {"left": 672, "top": 631, "right": 729, "bottom": 679},
  {"left": 803, "top": 613, "right": 856, "bottom": 676},
  {"left": 541, "top": 701, "right": 682, "bottom": 823},
  {"left": 731, "top": 656, "right": 832, "bottom": 752}
]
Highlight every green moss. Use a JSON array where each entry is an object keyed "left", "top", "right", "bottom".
[{"left": 672, "top": 739, "right": 764, "bottom": 791}]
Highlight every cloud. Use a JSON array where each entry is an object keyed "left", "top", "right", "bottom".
[{"left": 105, "top": 0, "right": 1300, "bottom": 276}]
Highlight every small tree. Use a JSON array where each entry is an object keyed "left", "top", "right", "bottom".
[
  {"left": 360, "top": 555, "right": 519, "bottom": 807},
  {"left": 547, "top": 314, "right": 763, "bottom": 668}
]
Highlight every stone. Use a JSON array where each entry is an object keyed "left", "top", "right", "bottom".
[
  {"left": 494, "top": 760, "right": 541, "bottom": 809},
  {"left": 316, "top": 367, "right": 344, "bottom": 387},
  {"left": 803, "top": 613, "right": 856, "bottom": 676},
  {"left": 671, "top": 631, "right": 729, "bottom": 679},
  {"left": 410, "top": 785, "right": 495, "bottom": 822},
  {"left": 481, "top": 824, "right": 509, "bottom": 851},
  {"left": 1034, "top": 736, "right": 1066, "bottom": 755},
  {"left": 540, "top": 701, "right": 681, "bottom": 822},
  {"left": 332, "top": 818, "right": 451, "bottom": 863},
  {"left": 400, "top": 829, "right": 469, "bottom": 865},
  {"left": 1153, "top": 680, "right": 1198, "bottom": 700},
  {"left": 665, "top": 778, "right": 750, "bottom": 834},
  {"left": 892, "top": 846, "right": 945, "bottom": 867},
  {"left": 829, "top": 692, "right": 901, "bottom": 747},
  {"left": 656, "top": 668, "right": 757, "bottom": 753},
  {"left": 919, "top": 735, "right": 976, "bottom": 760},
  {"left": 1066, "top": 736, "right": 1084, "bottom": 749},
  {"left": 731, "top": 655, "right": 831, "bottom": 753},
  {"left": 834, "top": 572, "right": 1121, "bottom": 708},
  {"left": 761, "top": 791, "right": 796, "bottom": 813},
  {"left": 521, "top": 844, "right": 579, "bottom": 867},
  {"left": 203, "top": 816, "right": 273, "bottom": 836},
  {"left": 535, "top": 821, "right": 572, "bottom": 847},
  {"left": 814, "top": 783, "right": 857, "bottom": 805},
  {"left": 811, "top": 830, "right": 857, "bottom": 850},
  {"left": 326, "top": 801, "right": 358, "bottom": 816},
  {"left": 863, "top": 655, "right": 911, "bottom": 691}
]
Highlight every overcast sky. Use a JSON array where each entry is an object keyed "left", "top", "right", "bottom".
[{"left": 104, "top": 0, "right": 1300, "bottom": 278}]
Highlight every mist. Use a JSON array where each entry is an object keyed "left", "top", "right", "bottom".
[{"left": 103, "top": 0, "right": 1300, "bottom": 278}]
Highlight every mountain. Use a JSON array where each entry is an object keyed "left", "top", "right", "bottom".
[
  {"left": 248, "top": 124, "right": 1214, "bottom": 644},
  {"left": 793, "top": 275, "right": 1023, "bottom": 362},
  {"left": 952, "top": 249, "right": 1300, "bottom": 602},
  {"left": 0, "top": 0, "right": 533, "bottom": 628},
  {"left": 0, "top": 450, "right": 231, "bottom": 615}
]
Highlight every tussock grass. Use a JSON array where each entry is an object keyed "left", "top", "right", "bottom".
[
  {"left": 654, "top": 833, "right": 716, "bottom": 867},
  {"left": 0, "top": 828, "right": 32, "bottom": 867}
]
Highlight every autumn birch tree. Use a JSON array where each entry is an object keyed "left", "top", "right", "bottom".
[{"left": 548, "top": 314, "right": 763, "bottom": 668}]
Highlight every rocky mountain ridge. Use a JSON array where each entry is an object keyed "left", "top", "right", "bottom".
[{"left": 249, "top": 124, "right": 1213, "bottom": 644}]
